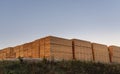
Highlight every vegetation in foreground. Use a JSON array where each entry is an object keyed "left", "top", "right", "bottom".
[{"left": 0, "top": 58, "right": 120, "bottom": 74}]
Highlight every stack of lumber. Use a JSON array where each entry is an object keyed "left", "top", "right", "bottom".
[
  {"left": 72, "top": 39, "right": 93, "bottom": 61},
  {"left": 19, "top": 45, "right": 24, "bottom": 58},
  {"left": 0, "top": 50, "right": 2, "bottom": 59},
  {"left": 2, "top": 48, "right": 8, "bottom": 59},
  {"left": 23, "top": 42, "right": 33, "bottom": 58},
  {"left": 9, "top": 48, "right": 15, "bottom": 58},
  {"left": 44, "top": 38, "right": 51, "bottom": 58},
  {"left": 92, "top": 43, "right": 110, "bottom": 63},
  {"left": 0, "top": 49, "right": 6, "bottom": 59},
  {"left": 2, "top": 35, "right": 120, "bottom": 64},
  {"left": 32, "top": 40, "right": 40, "bottom": 58},
  {"left": 1, "top": 47, "right": 15, "bottom": 59},
  {"left": 40, "top": 36, "right": 73, "bottom": 60},
  {"left": 39, "top": 38, "right": 45, "bottom": 58},
  {"left": 14, "top": 46, "right": 20, "bottom": 58},
  {"left": 109, "top": 46, "right": 120, "bottom": 63}
]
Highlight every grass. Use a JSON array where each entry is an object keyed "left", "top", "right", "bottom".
[{"left": 0, "top": 58, "right": 120, "bottom": 74}]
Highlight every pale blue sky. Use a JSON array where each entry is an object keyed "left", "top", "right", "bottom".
[{"left": 0, "top": 0, "right": 120, "bottom": 49}]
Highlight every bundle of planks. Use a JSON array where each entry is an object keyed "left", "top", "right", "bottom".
[
  {"left": 14, "top": 46, "right": 20, "bottom": 58},
  {"left": 19, "top": 45, "right": 24, "bottom": 58},
  {"left": 0, "top": 50, "right": 2, "bottom": 59},
  {"left": 1, "top": 48, "right": 7, "bottom": 59},
  {"left": 92, "top": 43, "right": 110, "bottom": 63},
  {"left": 109, "top": 46, "right": 120, "bottom": 63},
  {"left": 72, "top": 39, "right": 93, "bottom": 61},
  {"left": 32, "top": 40, "right": 40, "bottom": 58},
  {"left": 39, "top": 38, "right": 46, "bottom": 58},
  {"left": 23, "top": 42, "right": 33, "bottom": 58},
  {"left": 40, "top": 36, "right": 73, "bottom": 60},
  {"left": 0, "top": 48, "right": 6, "bottom": 59},
  {"left": 0, "top": 47, "right": 15, "bottom": 59},
  {"left": 0, "top": 36, "right": 71, "bottom": 60}
]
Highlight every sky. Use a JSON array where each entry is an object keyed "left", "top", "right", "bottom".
[{"left": 0, "top": 0, "right": 120, "bottom": 49}]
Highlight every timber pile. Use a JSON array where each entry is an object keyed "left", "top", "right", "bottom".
[
  {"left": 32, "top": 40, "right": 40, "bottom": 58},
  {"left": 72, "top": 39, "right": 93, "bottom": 61},
  {"left": 0, "top": 36, "right": 120, "bottom": 64},
  {"left": 43, "top": 36, "right": 73, "bottom": 60},
  {"left": 109, "top": 46, "right": 120, "bottom": 63},
  {"left": 92, "top": 43, "right": 110, "bottom": 63}
]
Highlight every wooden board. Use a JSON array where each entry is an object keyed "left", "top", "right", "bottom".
[
  {"left": 32, "top": 40, "right": 40, "bottom": 58},
  {"left": 75, "top": 53, "right": 93, "bottom": 61},
  {"left": 109, "top": 46, "right": 120, "bottom": 56},
  {"left": 92, "top": 43, "right": 108, "bottom": 50},
  {"left": 92, "top": 43, "right": 109, "bottom": 56},
  {"left": 112, "top": 57, "right": 120, "bottom": 63},
  {"left": 109, "top": 46, "right": 120, "bottom": 52},
  {"left": 94, "top": 55, "right": 110, "bottom": 63},
  {"left": 72, "top": 39, "right": 91, "bottom": 47},
  {"left": 44, "top": 40, "right": 51, "bottom": 58},
  {"left": 74, "top": 46, "right": 92, "bottom": 55},
  {"left": 39, "top": 39, "right": 45, "bottom": 58},
  {"left": 23, "top": 42, "right": 33, "bottom": 58},
  {"left": 14, "top": 46, "right": 20, "bottom": 58},
  {"left": 19, "top": 45, "right": 24, "bottom": 57},
  {"left": 45, "top": 36, "right": 72, "bottom": 46},
  {"left": 50, "top": 44, "right": 72, "bottom": 53},
  {"left": 92, "top": 43, "right": 110, "bottom": 63},
  {"left": 50, "top": 52, "right": 73, "bottom": 60}
]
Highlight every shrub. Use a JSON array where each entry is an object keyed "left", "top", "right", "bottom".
[{"left": 0, "top": 59, "right": 120, "bottom": 74}]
